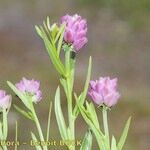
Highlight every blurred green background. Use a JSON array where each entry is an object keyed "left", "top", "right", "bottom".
[{"left": 0, "top": 0, "right": 150, "bottom": 149}]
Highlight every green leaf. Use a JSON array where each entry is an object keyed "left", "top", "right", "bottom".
[
  {"left": 31, "top": 132, "right": 42, "bottom": 150},
  {"left": 14, "top": 105, "right": 34, "bottom": 121},
  {"left": 60, "top": 78, "right": 68, "bottom": 96},
  {"left": 81, "top": 56, "right": 92, "bottom": 102},
  {"left": 111, "top": 136, "right": 117, "bottom": 150},
  {"left": 80, "top": 129, "right": 93, "bottom": 150},
  {"left": 73, "top": 56, "right": 92, "bottom": 117},
  {"left": 86, "top": 102, "right": 100, "bottom": 130},
  {"left": 43, "top": 21, "right": 50, "bottom": 36},
  {"left": 46, "top": 16, "right": 50, "bottom": 30},
  {"left": 35, "top": 26, "right": 43, "bottom": 38},
  {"left": 56, "top": 24, "right": 65, "bottom": 55},
  {"left": 55, "top": 23, "right": 65, "bottom": 43},
  {"left": 7, "top": 81, "right": 32, "bottom": 110},
  {"left": 77, "top": 102, "right": 106, "bottom": 150},
  {"left": 46, "top": 101, "right": 52, "bottom": 141},
  {"left": 117, "top": 117, "right": 132, "bottom": 150},
  {"left": 39, "top": 27, "right": 66, "bottom": 76},
  {"left": 54, "top": 87, "right": 67, "bottom": 140}
]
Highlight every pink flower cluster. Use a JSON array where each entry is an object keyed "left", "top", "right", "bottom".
[
  {"left": 0, "top": 90, "right": 11, "bottom": 109},
  {"left": 61, "top": 14, "right": 88, "bottom": 51},
  {"left": 16, "top": 77, "right": 42, "bottom": 103},
  {"left": 88, "top": 77, "right": 120, "bottom": 107}
]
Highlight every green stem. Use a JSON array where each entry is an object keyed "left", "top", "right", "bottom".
[
  {"left": 2, "top": 109, "right": 8, "bottom": 150},
  {"left": 3, "top": 109, "right": 8, "bottom": 140},
  {"left": 64, "top": 47, "right": 75, "bottom": 150},
  {"left": 32, "top": 107, "right": 48, "bottom": 150},
  {"left": 102, "top": 106, "right": 110, "bottom": 150},
  {"left": 15, "top": 121, "right": 18, "bottom": 150}
]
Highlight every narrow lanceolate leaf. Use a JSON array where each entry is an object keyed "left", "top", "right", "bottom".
[
  {"left": 56, "top": 24, "right": 65, "bottom": 55},
  {"left": 86, "top": 102, "right": 100, "bottom": 131},
  {"left": 35, "top": 26, "right": 43, "bottom": 38},
  {"left": 46, "top": 101, "right": 52, "bottom": 141},
  {"left": 46, "top": 16, "right": 50, "bottom": 30},
  {"left": 81, "top": 56, "right": 92, "bottom": 102},
  {"left": 54, "top": 87, "right": 67, "bottom": 140},
  {"left": 3, "top": 109, "right": 8, "bottom": 140},
  {"left": 43, "top": 21, "right": 50, "bottom": 36},
  {"left": 7, "top": 81, "right": 31, "bottom": 110},
  {"left": 31, "top": 132, "right": 42, "bottom": 150},
  {"left": 77, "top": 103, "right": 106, "bottom": 150},
  {"left": 80, "top": 129, "right": 93, "bottom": 150},
  {"left": 39, "top": 27, "right": 66, "bottom": 76},
  {"left": 60, "top": 79, "right": 68, "bottom": 96},
  {"left": 111, "top": 136, "right": 117, "bottom": 150},
  {"left": 117, "top": 117, "right": 132, "bottom": 150},
  {"left": 55, "top": 23, "right": 65, "bottom": 43},
  {"left": 73, "top": 56, "right": 92, "bottom": 117},
  {"left": 14, "top": 105, "right": 34, "bottom": 121}
]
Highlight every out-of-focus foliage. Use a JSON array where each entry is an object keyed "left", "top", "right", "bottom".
[{"left": 79, "top": 0, "right": 150, "bottom": 28}]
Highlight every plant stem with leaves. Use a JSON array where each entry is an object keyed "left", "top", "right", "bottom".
[
  {"left": 35, "top": 16, "right": 92, "bottom": 150},
  {"left": 7, "top": 81, "right": 52, "bottom": 150}
]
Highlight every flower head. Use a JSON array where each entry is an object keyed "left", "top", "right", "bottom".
[
  {"left": 61, "top": 14, "right": 88, "bottom": 52},
  {"left": 0, "top": 90, "right": 12, "bottom": 109},
  {"left": 88, "top": 77, "right": 120, "bottom": 107},
  {"left": 16, "top": 77, "right": 42, "bottom": 103}
]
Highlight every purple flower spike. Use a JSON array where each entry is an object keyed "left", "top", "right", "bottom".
[
  {"left": 61, "top": 14, "right": 88, "bottom": 52},
  {"left": 88, "top": 77, "right": 120, "bottom": 107},
  {"left": 0, "top": 90, "right": 12, "bottom": 109},
  {"left": 16, "top": 77, "right": 42, "bottom": 103}
]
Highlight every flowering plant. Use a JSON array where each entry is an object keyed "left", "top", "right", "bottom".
[{"left": 0, "top": 14, "right": 131, "bottom": 150}]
